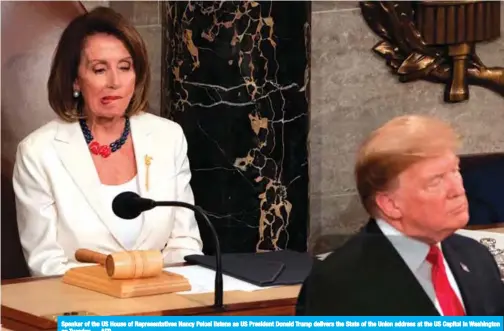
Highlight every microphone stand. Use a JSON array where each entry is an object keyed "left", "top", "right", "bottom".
[{"left": 155, "top": 201, "right": 224, "bottom": 309}]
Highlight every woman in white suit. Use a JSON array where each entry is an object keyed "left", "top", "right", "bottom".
[{"left": 13, "top": 7, "right": 203, "bottom": 276}]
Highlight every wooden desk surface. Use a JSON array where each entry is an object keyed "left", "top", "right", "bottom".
[
  {"left": 465, "top": 222, "right": 504, "bottom": 233},
  {"left": 2, "top": 224, "right": 502, "bottom": 331},
  {"left": 1, "top": 273, "right": 301, "bottom": 331}
]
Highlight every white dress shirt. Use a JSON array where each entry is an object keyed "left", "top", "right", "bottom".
[{"left": 376, "top": 219, "right": 466, "bottom": 315}]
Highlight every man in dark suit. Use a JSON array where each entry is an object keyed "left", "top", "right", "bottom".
[{"left": 297, "top": 115, "right": 504, "bottom": 316}]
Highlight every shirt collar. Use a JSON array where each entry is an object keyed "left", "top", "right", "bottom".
[{"left": 376, "top": 218, "right": 438, "bottom": 272}]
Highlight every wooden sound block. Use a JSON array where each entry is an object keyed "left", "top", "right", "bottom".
[{"left": 62, "top": 265, "right": 191, "bottom": 298}]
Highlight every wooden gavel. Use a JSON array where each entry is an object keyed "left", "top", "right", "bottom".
[{"left": 75, "top": 249, "right": 163, "bottom": 279}]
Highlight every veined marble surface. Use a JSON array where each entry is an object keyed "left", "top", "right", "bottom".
[{"left": 162, "top": 1, "right": 310, "bottom": 253}]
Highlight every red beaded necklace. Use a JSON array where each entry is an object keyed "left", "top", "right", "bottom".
[{"left": 79, "top": 117, "right": 130, "bottom": 158}]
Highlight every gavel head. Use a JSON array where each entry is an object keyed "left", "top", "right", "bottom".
[{"left": 105, "top": 250, "right": 163, "bottom": 279}]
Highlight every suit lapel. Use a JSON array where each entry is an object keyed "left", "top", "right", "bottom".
[
  {"left": 363, "top": 220, "right": 440, "bottom": 315},
  {"left": 442, "top": 238, "right": 481, "bottom": 315},
  {"left": 129, "top": 114, "right": 157, "bottom": 249},
  {"left": 53, "top": 120, "right": 124, "bottom": 246}
]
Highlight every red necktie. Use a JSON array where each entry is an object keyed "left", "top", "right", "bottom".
[{"left": 426, "top": 245, "right": 466, "bottom": 316}]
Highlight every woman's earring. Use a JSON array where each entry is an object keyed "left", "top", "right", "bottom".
[{"left": 73, "top": 90, "right": 80, "bottom": 98}]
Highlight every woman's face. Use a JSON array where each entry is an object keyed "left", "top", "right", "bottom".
[{"left": 74, "top": 33, "right": 136, "bottom": 119}]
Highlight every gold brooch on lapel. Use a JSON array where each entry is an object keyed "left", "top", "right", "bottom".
[{"left": 144, "top": 155, "right": 153, "bottom": 191}]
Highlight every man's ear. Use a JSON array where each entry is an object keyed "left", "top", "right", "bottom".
[{"left": 375, "top": 191, "right": 402, "bottom": 220}]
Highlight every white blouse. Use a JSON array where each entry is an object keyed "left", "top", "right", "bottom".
[{"left": 100, "top": 176, "right": 143, "bottom": 249}]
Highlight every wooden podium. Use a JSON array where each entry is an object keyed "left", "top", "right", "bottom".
[
  {"left": 1, "top": 263, "right": 301, "bottom": 331},
  {"left": 4, "top": 225, "right": 501, "bottom": 331}
]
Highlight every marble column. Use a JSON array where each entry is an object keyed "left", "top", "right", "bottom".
[{"left": 161, "top": 1, "right": 310, "bottom": 253}]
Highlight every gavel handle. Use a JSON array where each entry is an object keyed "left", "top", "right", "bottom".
[{"left": 75, "top": 249, "right": 108, "bottom": 265}]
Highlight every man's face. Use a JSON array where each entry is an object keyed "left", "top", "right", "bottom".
[{"left": 391, "top": 150, "right": 469, "bottom": 242}]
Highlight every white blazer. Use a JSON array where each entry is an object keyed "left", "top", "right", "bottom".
[{"left": 13, "top": 112, "right": 203, "bottom": 276}]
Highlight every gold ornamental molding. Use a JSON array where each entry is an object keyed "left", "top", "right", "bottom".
[{"left": 360, "top": 1, "right": 503, "bottom": 103}]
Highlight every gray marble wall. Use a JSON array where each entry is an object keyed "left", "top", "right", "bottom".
[
  {"left": 309, "top": 1, "right": 504, "bottom": 253},
  {"left": 81, "top": 1, "right": 163, "bottom": 115}
]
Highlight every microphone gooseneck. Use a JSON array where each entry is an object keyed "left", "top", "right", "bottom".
[
  {"left": 156, "top": 200, "right": 223, "bottom": 309},
  {"left": 111, "top": 191, "right": 224, "bottom": 309}
]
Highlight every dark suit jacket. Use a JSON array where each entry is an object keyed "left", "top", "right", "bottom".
[{"left": 296, "top": 219, "right": 504, "bottom": 315}]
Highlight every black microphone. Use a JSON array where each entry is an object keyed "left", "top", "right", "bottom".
[{"left": 112, "top": 191, "right": 224, "bottom": 309}]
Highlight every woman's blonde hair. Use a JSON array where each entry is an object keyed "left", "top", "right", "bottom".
[
  {"left": 355, "top": 115, "right": 461, "bottom": 216},
  {"left": 47, "top": 6, "right": 150, "bottom": 122}
]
